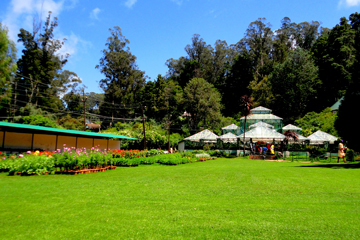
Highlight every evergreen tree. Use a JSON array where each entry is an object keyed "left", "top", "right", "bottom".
[
  {"left": 12, "top": 12, "right": 80, "bottom": 115},
  {"left": 269, "top": 48, "right": 320, "bottom": 123},
  {"left": 311, "top": 17, "right": 355, "bottom": 110},
  {"left": 97, "top": 26, "right": 146, "bottom": 123}
]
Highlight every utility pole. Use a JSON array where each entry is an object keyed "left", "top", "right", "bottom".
[
  {"left": 141, "top": 105, "right": 147, "bottom": 150},
  {"left": 81, "top": 89, "right": 87, "bottom": 130},
  {"left": 112, "top": 100, "right": 114, "bottom": 126},
  {"left": 168, "top": 115, "right": 171, "bottom": 153}
]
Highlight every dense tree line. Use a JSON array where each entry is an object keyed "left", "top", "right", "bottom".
[{"left": 0, "top": 12, "right": 359, "bottom": 148}]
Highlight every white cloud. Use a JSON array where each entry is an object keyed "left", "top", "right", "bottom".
[
  {"left": 3, "top": 0, "right": 65, "bottom": 42},
  {"left": 90, "top": 8, "right": 101, "bottom": 20},
  {"left": 124, "top": 0, "right": 137, "bottom": 8},
  {"left": 339, "top": 0, "right": 360, "bottom": 6},
  {"left": 2, "top": 0, "right": 87, "bottom": 61},
  {"left": 11, "top": 0, "right": 35, "bottom": 14},
  {"left": 57, "top": 32, "right": 92, "bottom": 58},
  {"left": 11, "top": 0, "right": 64, "bottom": 17}
]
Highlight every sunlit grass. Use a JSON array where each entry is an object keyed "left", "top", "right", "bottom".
[{"left": 1, "top": 158, "right": 359, "bottom": 239}]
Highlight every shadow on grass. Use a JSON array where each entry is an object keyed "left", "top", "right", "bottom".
[{"left": 296, "top": 162, "right": 360, "bottom": 169}]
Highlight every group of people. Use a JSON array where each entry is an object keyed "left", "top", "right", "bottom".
[
  {"left": 251, "top": 142, "right": 275, "bottom": 155},
  {"left": 248, "top": 139, "right": 348, "bottom": 163}
]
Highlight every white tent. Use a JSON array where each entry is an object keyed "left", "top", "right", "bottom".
[
  {"left": 283, "top": 124, "right": 302, "bottom": 131},
  {"left": 307, "top": 130, "right": 337, "bottom": 144},
  {"left": 184, "top": 129, "right": 218, "bottom": 143},
  {"left": 222, "top": 124, "right": 239, "bottom": 130},
  {"left": 217, "top": 132, "right": 238, "bottom": 143},
  {"left": 238, "top": 126, "right": 286, "bottom": 142},
  {"left": 249, "top": 121, "right": 274, "bottom": 129}
]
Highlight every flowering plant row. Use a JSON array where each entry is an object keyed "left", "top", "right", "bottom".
[
  {"left": 0, "top": 147, "right": 210, "bottom": 175},
  {"left": 0, "top": 147, "right": 157, "bottom": 174}
]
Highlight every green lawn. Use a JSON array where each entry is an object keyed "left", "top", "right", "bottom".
[{"left": 1, "top": 158, "right": 360, "bottom": 239}]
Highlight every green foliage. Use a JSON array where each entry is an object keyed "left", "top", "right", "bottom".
[
  {"left": 335, "top": 13, "right": 360, "bottom": 152},
  {"left": 311, "top": 17, "right": 355, "bottom": 110},
  {"left": 9, "top": 154, "right": 55, "bottom": 175},
  {"left": 58, "top": 115, "right": 83, "bottom": 130},
  {"left": 346, "top": 149, "right": 355, "bottom": 162},
  {"left": 114, "top": 122, "right": 132, "bottom": 131},
  {"left": 0, "top": 23, "right": 17, "bottom": 116},
  {"left": 155, "top": 153, "right": 196, "bottom": 164},
  {"left": 221, "top": 52, "right": 252, "bottom": 117},
  {"left": 13, "top": 12, "right": 80, "bottom": 115},
  {"left": 97, "top": 26, "right": 146, "bottom": 120},
  {"left": 105, "top": 120, "right": 184, "bottom": 149},
  {"left": 295, "top": 108, "right": 338, "bottom": 137},
  {"left": 113, "top": 157, "right": 140, "bottom": 166},
  {"left": 269, "top": 48, "right": 320, "bottom": 122},
  {"left": 15, "top": 114, "right": 59, "bottom": 128},
  {"left": 335, "top": 77, "right": 360, "bottom": 152},
  {"left": 18, "top": 103, "right": 55, "bottom": 120},
  {"left": 249, "top": 75, "right": 274, "bottom": 108},
  {"left": 203, "top": 144, "right": 211, "bottom": 151},
  {"left": 183, "top": 78, "right": 222, "bottom": 131}
]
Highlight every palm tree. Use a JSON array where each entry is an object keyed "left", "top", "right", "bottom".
[{"left": 241, "top": 95, "right": 253, "bottom": 156}]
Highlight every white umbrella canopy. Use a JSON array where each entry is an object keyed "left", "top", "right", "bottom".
[
  {"left": 218, "top": 132, "right": 238, "bottom": 143},
  {"left": 184, "top": 129, "right": 218, "bottom": 143},
  {"left": 283, "top": 124, "right": 302, "bottom": 131},
  {"left": 238, "top": 126, "right": 286, "bottom": 142},
  {"left": 307, "top": 130, "right": 338, "bottom": 144}
]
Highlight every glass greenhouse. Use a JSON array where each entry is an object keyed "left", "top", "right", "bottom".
[
  {"left": 222, "top": 124, "right": 240, "bottom": 135},
  {"left": 240, "top": 106, "right": 283, "bottom": 134}
]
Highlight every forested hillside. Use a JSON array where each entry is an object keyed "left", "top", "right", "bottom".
[{"left": 1, "top": 13, "right": 359, "bottom": 149}]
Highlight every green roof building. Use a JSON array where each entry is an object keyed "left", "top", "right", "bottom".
[{"left": 0, "top": 122, "right": 137, "bottom": 153}]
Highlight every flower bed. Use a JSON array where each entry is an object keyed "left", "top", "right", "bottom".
[
  {"left": 156, "top": 153, "right": 198, "bottom": 165},
  {"left": 0, "top": 147, "right": 213, "bottom": 176}
]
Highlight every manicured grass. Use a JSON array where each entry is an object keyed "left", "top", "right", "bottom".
[{"left": 1, "top": 158, "right": 360, "bottom": 239}]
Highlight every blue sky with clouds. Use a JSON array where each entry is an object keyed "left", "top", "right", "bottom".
[{"left": 1, "top": 0, "right": 360, "bottom": 93}]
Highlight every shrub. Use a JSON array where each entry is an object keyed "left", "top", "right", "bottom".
[{"left": 346, "top": 149, "right": 355, "bottom": 162}]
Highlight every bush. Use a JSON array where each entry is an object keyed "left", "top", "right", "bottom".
[
  {"left": 16, "top": 115, "right": 59, "bottom": 128},
  {"left": 346, "top": 149, "right": 355, "bottom": 162},
  {"left": 9, "top": 154, "right": 55, "bottom": 175}
]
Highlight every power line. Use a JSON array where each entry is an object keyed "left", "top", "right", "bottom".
[
  {"left": 11, "top": 99, "right": 142, "bottom": 122},
  {"left": 13, "top": 81, "right": 141, "bottom": 109}
]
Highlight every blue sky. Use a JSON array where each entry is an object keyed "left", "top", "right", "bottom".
[{"left": 1, "top": 0, "right": 360, "bottom": 93}]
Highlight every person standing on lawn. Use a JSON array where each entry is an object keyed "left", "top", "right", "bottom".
[
  {"left": 270, "top": 144, "right": 275, "bottom": 155},
  {"left": 338, "top": 140, "right": 347, "bottom": 163},
  {"left": 263, "top": 145, "right": 268, "bottom": 155}
]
